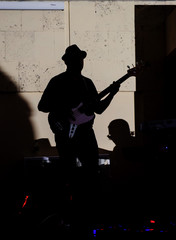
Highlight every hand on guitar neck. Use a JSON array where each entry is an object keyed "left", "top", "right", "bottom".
[
  {"left": 109, "top": 81, "right": 121, "bottom": 96},
  {"left": 98, "top": 62, "right": 145, "bottom": 100}
]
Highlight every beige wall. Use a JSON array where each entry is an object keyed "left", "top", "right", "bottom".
[
  {"left": 70, "top": 1, "right": 136, "bottom": 92},
  {"left": 0, "top": 9, "right": 65, "bottom": 91},
  {"left": 1, "top": 1, "right": 176, "bottom": 153}
]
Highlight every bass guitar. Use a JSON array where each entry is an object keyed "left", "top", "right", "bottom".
[{"left": 49, "top": 64, "right": 143, "bottom": 138}]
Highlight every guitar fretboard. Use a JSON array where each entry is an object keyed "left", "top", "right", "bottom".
[{"left": 98, "top": 73, "right": 129, "bottom": 100}]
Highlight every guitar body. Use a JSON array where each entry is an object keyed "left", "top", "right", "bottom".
[
  {"left": 48, "top": 103, "right": 95, "bottom": 138},
  {"left": 69, "top": 102, "right": 95, "bottom": 125}
]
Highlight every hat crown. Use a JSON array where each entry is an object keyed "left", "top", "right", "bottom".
[
  {"left": 62, "top": 44, "right": 87, "bottom": 61},
  {"left": 65, "top": 44, "right": 81, "bottom": 55}
]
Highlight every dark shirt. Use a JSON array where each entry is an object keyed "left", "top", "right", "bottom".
[{"left": 38, "top": 71, "right": 99, "bottom": 122}]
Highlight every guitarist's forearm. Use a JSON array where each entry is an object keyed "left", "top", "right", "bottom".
[
  {"left": 98, "top": 73, "right": 129, "bottom": 100},
  {"left": 95, "top": 92, "right": 114, "bottom": 114}
]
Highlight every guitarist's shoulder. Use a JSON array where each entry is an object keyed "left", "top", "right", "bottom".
[
  {"left": 49, "top": 72, "right": 67, "bottom": 85},
  {"left": 82, "top": 75, "right": 94, "bottom": 85}
]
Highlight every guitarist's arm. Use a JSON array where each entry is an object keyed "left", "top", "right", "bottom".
[
  {"left": 38, "top": 78, "right": 56, "bottom": 113},
  {"left": 94, "top": 66, "right": 139, "bottom": 114},
  {"left": 94, "top": 82, "right": 120, "bottom": 114},
  {"left": 38, "top": 76, "right": 68, "bottom": 115}
]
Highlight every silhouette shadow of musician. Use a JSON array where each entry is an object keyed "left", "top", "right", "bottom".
[
  {"left": 0, "top": 68, "right": 34, "bottom": 221},
  {"left": 107, "top": 119, "right": 144, "bottom": 219}
]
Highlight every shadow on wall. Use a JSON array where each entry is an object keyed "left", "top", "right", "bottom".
[{"left": 0, "top": 67, "right": 34, "bottom": 215}]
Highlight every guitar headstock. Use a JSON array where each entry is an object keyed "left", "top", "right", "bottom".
[{"left": 127, "top": 61, "right": 145, "bottom": 77}]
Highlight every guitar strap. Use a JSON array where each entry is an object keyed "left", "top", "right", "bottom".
[
  {"left": 82, "top": 76, "right": 89, "bottom": 94},
  {"left": 67, "top": 79, "right": 89, "bottom": 139},
  {"left": 82, "top": 76, "right": 94, "bottom": 107}
]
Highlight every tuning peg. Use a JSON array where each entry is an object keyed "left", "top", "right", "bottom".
[{"left": 127, "top": 65, "right": 130, "bottom": 69}]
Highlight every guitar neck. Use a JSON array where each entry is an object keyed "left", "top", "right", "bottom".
[{"left": 98, "top": 73, "right": 130, "bottom": 100}]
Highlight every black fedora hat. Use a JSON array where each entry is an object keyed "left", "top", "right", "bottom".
[{"left": 62, "top": 44, "right": 87, "bottom": 61}]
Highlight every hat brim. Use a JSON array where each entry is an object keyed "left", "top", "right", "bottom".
[{"left": 62, "top": 50, "right": 87, "bottom": 61}]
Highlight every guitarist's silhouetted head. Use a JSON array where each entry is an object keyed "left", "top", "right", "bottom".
[{"left": 62, "top": 45, "right": 87, "bottom": 75}]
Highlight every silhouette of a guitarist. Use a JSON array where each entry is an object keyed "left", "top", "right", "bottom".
[{"left": 38, "top": 45, "right": 136, "bottom": 183}]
